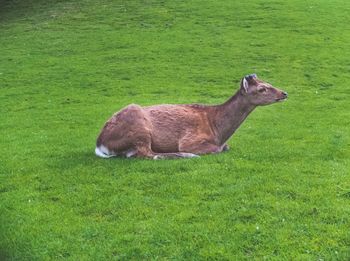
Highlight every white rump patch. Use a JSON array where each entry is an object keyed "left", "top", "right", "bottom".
[{"left": 95, "top": 145, "right": 116, "bottom": 158}]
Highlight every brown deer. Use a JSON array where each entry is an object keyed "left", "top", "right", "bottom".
[{"left": 95, "top": 74, "right": 287, "bottom": 159}]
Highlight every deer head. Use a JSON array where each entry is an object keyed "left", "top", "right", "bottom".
[{"left": 240, "top": 74, "right": 288, "bottom": 106}]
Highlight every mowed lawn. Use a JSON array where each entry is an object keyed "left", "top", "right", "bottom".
[{"left": 1, "top": 0, "right": 350, "bottom": 259}]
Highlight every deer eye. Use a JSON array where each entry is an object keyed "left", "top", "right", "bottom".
[{"left": 258, "top": 87, "right": 266, "bottom": 93}]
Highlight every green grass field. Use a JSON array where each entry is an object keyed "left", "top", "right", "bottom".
[{"left": 1, "top": 0, "right": 350, "bottom": 259}]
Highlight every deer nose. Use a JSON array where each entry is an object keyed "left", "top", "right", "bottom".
[{"left": 282, "top": 91, "right": 288, "bottom": 97}]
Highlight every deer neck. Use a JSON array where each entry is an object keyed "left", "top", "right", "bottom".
[{"left": 213, "top": 91, "right": 256, "bottom": 145}]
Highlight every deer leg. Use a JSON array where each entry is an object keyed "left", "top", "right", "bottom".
[
  {"left": 133, "top": 144, "right": 199, "bottom": 160},
  {"left": 136, "top": 150, "right": 199, "bottom": 160},
  {"left": 152, "top": 152, "right": 199, "bottom": 160},
  {"left": 136, "top": 148, "right": 199, "bottom": 160},
  {"left": 179, "top": 140, "right": 223, "bottom": 155}
]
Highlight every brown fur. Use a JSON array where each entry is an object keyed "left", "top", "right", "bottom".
[{"left": 96, "top": 75, "right": 287, "bottom": 159}]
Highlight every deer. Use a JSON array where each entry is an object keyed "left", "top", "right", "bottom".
[{"left": 95, "top": 74, "right": 287, "bottom": 159}]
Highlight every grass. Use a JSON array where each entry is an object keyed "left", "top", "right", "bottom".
[{"left": 1, "top": 0, "right": 350, "bottom": 259}]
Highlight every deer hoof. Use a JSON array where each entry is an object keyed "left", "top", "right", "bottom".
[
  {"left": 186, "top": 153, "right": 200, "bottom": 158},
  {"left": 222, "top": 144, "right": 230, "bottom": 151}
]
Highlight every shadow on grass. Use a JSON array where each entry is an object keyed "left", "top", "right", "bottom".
[
  {"left": 46, "top": 149, "right": 104, "bottom": 170},
  {"left": 44, "top": 149, "right": 155, "bottom": 176},
  {"left": 0, "top": 248, "right": 9, "bottom": 261},
  {"left": 0, "top": 0, "right": 70, "bottom": 23},
  {"left": 47, "top": 148, "right": 209, "bottom": 178},
  {"left": 0, "top": 205, "right": 31, "bottom": 261}
]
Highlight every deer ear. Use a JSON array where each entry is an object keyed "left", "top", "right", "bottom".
[
  {"left": 241, "top": 77, "right": 249, "bottom": 92},
  {"left": 246, "top": 74, "right": 257, "bottom": 80}
]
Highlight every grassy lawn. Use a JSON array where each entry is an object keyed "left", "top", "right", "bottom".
[{"left": 1, "top": 0, "right": 350, "bottom": 259}]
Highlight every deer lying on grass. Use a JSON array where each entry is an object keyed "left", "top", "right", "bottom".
[{"left": 95, "top": 74, "right": 287, "bottom": 159}]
